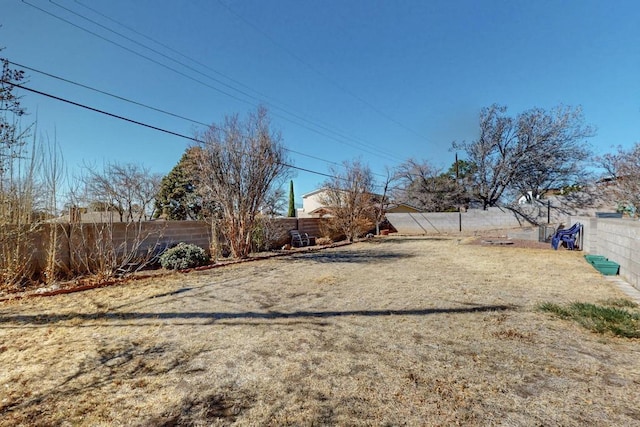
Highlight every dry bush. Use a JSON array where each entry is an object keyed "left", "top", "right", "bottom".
[
  {"left": 2, "top": 237, "right": 640, "bottom": 425},
  {"left": 320, "top": 159, "right": 377, "bottom": 242},
  {"left": 250, "top": 215, "right": 283, "bottom": 252},
  {"left": 195, "top": 106, "right": 289, "bottom": 259},
  {"left": 0, "top": 225, "right": 39, "bottom": 290},
  {"left": 318, "top": 219, "right": 346, "bottom": 242},
  {"left": 69, "top": 221, "right": 164, "bottom": 279},
  {"left": 315, "top": 236, "right": 333, "bottom": 246}
]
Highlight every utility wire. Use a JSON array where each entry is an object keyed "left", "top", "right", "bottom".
[
  {"left": 72, "top": 0, "right": 400, "bottom": 162},
  {"left": 21, "top": 1, "right": 253, "bottom": 105},
  {"left": 8, "top": 60, "right": 351, "bottom": 172},
  {"left": 9, "top": 60, "right": 210, "bottom": 128},
  {"left": 72, "top": 0, "right": 279, "bottom": 107},
  {"left": 215, "top": 0, "right": 430, "bottom": 142},
  {"left": 32, "top": 0, "right": 403, "bottom": 164},
  {"left": 3, "top": 79, "right": 342, "bottom": 180},
  {"left": 6, "top": 79, "right": 394, "bottom": 190}
]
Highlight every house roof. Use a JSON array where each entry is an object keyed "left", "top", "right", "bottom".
[
  {"left": 387, "top": 202, "right": 422, "bottom": 213},
  {"left": 301, "top": 188, "right": 327, "bottom": 198},
  {"left": 302, "top": 187, "right": 387, "bottom": 199}
]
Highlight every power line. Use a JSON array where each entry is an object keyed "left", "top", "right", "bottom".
[
  {"left": 21, "top": 1, "right": 255, "bottom": 106},
  {"left": 8, "top": 60, "right": 349, "bottom": 171},
  {"left": 5, "top": 80, "right": 397, "bottom": 190},
  {"left": 9, "top": 61, "right": 210, "bottom": 128},
  {"left": 71, "top": 0, "right": 277, "bottom": 106},
  {"left": 3, "top": 79, "right": 341, "bottom": 180},
  {"left": 72, "top": 0, "right": 403, "bottom": 162},
  {"left": 25, "top": 0, "right": 403, "bottom": 164},
  {"left": 215, "top": 0, "right": 430, "bottom": 142}
]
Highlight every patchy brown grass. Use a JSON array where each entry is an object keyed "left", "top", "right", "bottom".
[{"left": 1, "top": 236, "right": 639, "bottom": 426}]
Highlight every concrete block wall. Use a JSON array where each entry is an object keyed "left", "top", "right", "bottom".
[
  {"left": 264, "top": 218, "right": 297, "bottom": 247},
  {"left": 28, "top": 224, "right": 72, "bottom": 275},
  {"left": 18, "top": 218, "right": 326, "bottom": 279},
  {"left": 153, "top": 221, "right": 211, "bottom": 249},
  {"left": 387, "top": 208, "right": 531, "bottom": 235},
  {"left": 575, "top": 217, "right": 598, "bottom": 254},
  {"left": 298, "top": 218, "right": 329, "bottom": 238},
  {"left": 573, "top": 216, "right": 640, "bottom": 290}
]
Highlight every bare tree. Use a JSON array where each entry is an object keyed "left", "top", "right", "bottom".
[
  {"left": 195, "top": 106, "right": 289, "bottom": 259},
  {"left": 454, "top": 104, "right": 594, "bottom": 209},
  {"left": 82, "top": 162, "right": 162, "bottom": 222},
  {"left": 41, "top": 134, "right": 66, "bottom": 283},
  {"left": 261, "top": 186, "right": 287, "bottom": 216},
  {"left": 511, "top": 106, "right": 593, "bottom": 201},
  {"left": 394, "top": 159, "right": 469, "bottom": 212},
  {"left": 373, "top": 167, "right": 396, "bottom": 235},
  {"left": 0, "top": 57, "right": 34, "bottom": 226},
  {"left": 320, "top": 159, "right": 376, "bottom": 242},
  {"left": 67, "top": 165, "right": 167, "bottom": 279},
  {"left": 0, "top": 57, "right": 42, "bottom": 287},
  {"left": 598, "top": 143, "right": 640, "bottom": 216}
]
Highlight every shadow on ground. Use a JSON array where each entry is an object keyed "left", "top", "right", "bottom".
[
  {"left": 0, "top": 305, "right": 515, "bottom": 328},
  {"left": 0, "top": 338, "right": 197, "bottom": 424},
  {"left": 294, "top": 250, "right": 415, "bottom": 263},
  {"left": 368, "top": 236, "right": 453, "bottom": 244}
]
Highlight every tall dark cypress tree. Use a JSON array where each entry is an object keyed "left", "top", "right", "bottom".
[{"left": 287, "top": 180, "right": 295, "bottom": 217}]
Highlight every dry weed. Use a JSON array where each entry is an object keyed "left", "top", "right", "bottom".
[{"left": 1, "top": 236, "right": 639, "bottom": 425}]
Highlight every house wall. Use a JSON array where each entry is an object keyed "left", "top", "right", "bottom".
[
  {"left": 301, "top": 191, "right": 326, "bottom": 216},
  {"left": 571, "top": 216, "right": 640, "bottom": 290}
]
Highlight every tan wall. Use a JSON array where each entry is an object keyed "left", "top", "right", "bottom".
[
  {"left": 17, "top": 218, "right": 326, "bottom": 280},
  {"left": 298, "top": 218, "right": 327, "bottom": 237},
  {"left": 30, "top": 224, "right": 72, "bottom": 275}
]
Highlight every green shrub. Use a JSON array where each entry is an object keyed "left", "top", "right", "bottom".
[{"left": 159, "top": 243, "right": 210, "bottom": 270}]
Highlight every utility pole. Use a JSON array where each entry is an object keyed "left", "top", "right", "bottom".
[{"left": 456, "top": 153, "right": 462, "bottom": 232}]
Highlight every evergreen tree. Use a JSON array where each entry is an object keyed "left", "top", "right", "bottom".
[
  {"left": 154, "top": 147, "right": 202, "bottom": 220},
  {"left": 287, "top": 180, "right": 295, "bottom": 217}
]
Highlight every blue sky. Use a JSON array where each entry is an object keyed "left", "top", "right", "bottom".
[{"left": 2, "top": 0, "right": 639, "bottom": 204}]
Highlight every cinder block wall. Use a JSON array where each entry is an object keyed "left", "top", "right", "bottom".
[
  {"left": 387, "top": 208, "right": 533, "bottom": 235},
  {"left": 153, "top": 221, "right": 211, "bottom": 249},
  {"left": 298, "top": 218, "right": 328, "bottom": 237},
  {"left": 573, "top": 216, "right": 640, "bottom": 290},
  {"left": 23, "top": 218, "right": 326, "bottom": 279},
  {"left": 573, "top": 217, "right": 598, "bottom": 253},
  {"left": 29, "top": 224, "right": 72, "bottom": 275}
]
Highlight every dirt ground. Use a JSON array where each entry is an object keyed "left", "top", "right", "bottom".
[{"left": 1, "top": 236, "right": 639, "bottom": 426}]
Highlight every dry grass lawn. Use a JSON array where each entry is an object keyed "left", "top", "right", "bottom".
[{"left": 1, "top": 236, "right": 639, "bottom": 426}]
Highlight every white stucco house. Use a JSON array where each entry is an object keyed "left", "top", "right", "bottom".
[
  {"left": 296, "top": 189, "right": 331, "bottom": 218},
  {"left": 296, "top": 188, "right": 421, "bottom": 218}
]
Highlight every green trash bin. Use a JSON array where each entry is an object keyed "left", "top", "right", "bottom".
[
  {"left": 584, "top": 254, "right": 607, "bottom": 264},
  {"left": 591, "top": 260, "right": 619, "bottom": 276}
]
